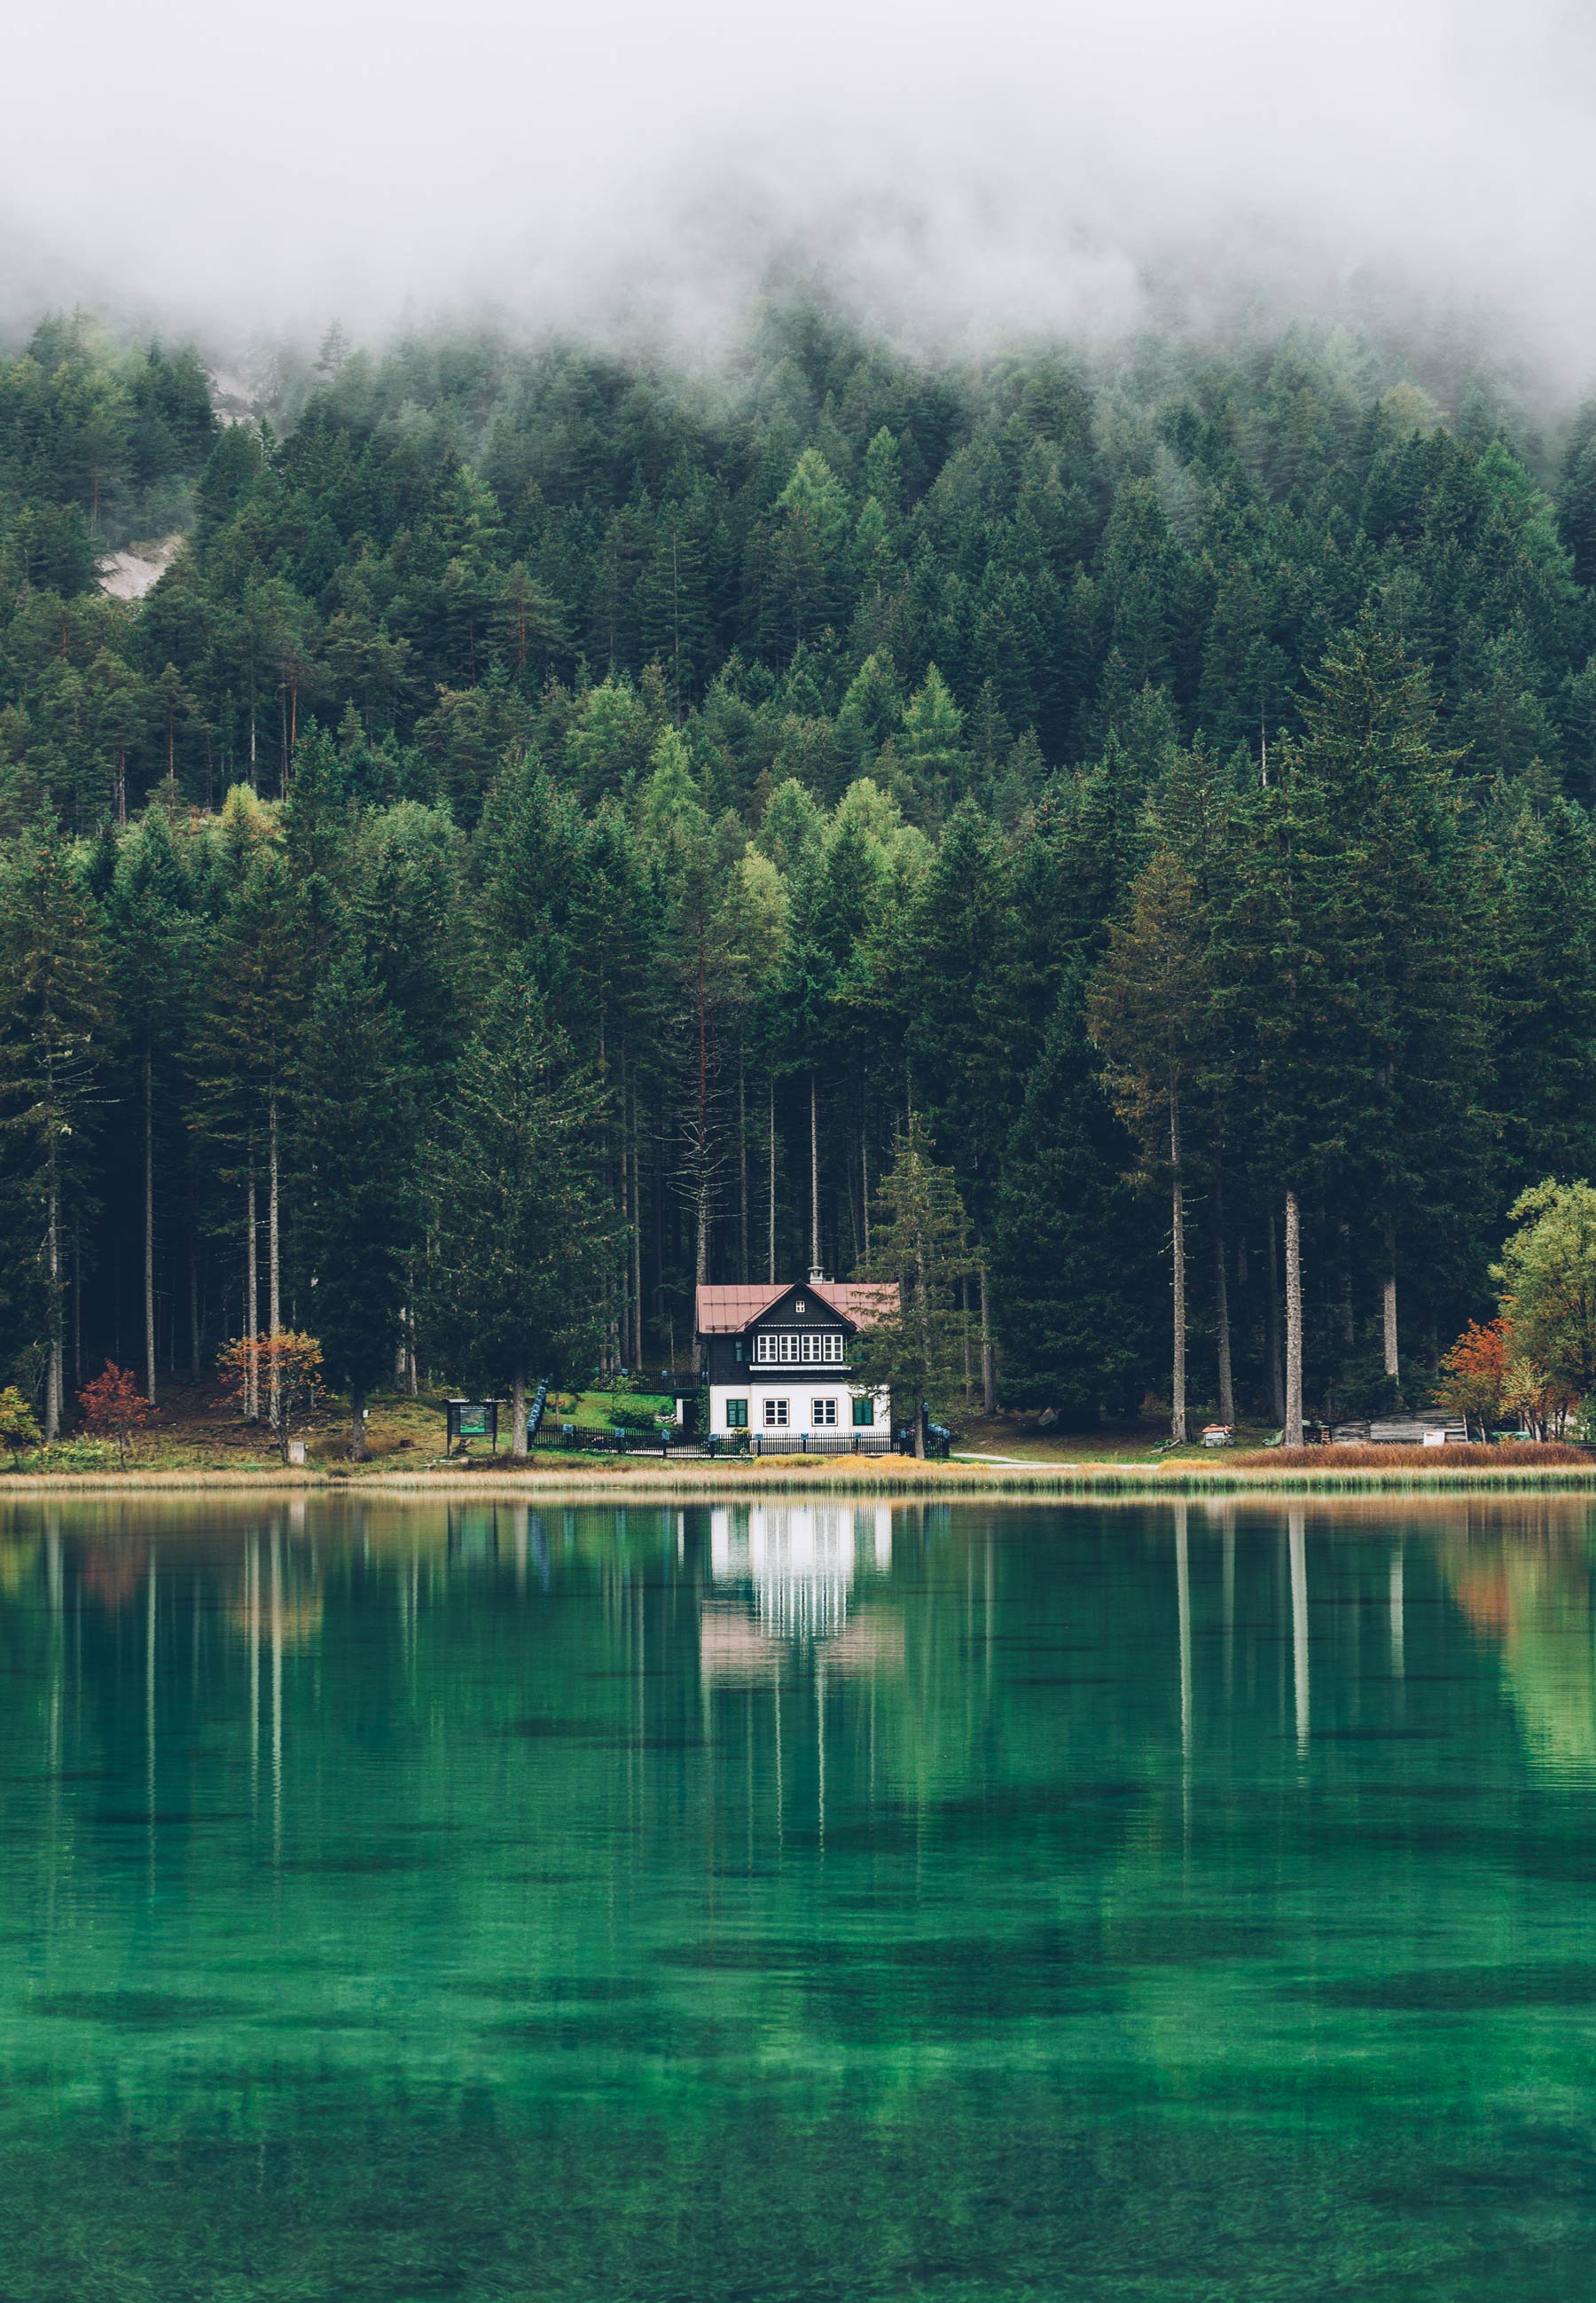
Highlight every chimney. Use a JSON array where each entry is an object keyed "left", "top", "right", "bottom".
[{"left": 809, "top": 1265, "right": 828, "bottom": 1286}]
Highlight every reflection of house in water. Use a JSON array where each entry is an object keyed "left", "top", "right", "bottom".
[{"left": 701, "top": 1505, "right": 902, "bottom": 1680}]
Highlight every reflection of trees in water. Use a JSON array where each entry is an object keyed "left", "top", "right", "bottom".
[
  {"left": 5, "top": 1492, "right": 1596, "bottom": 2140},
  {"left": 1425, "top": 1498, "right": 1596, "bottom": 1770}
]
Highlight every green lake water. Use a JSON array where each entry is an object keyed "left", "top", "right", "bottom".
[{"left": 3, "top": 1493, "right": 1596, "bottom": 2299}]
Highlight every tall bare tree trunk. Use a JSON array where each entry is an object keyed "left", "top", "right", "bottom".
[
  {"left": 630, "top": 1120, "right": 643, "bottom": 1366},
  {"left": 1266, "top": 1210, "right": 1285, "bottom": 1424},
  {"left": 188, "top": 1224, "right": 200, "bottom": 1381},
  {"left": 45, "top": 1140, "right": 62, "bottom": 1443},
  {"left": 245, "top": 1161, "right": 259, "bottom": 1422},
  {"left": 349, "top": 1386, "right": 367, "bottom": 1462},
  {"left": 1170, "top": 1076, "right": 1187, "bottom": 1445},
  {"left": 1284, "top": 1188, "right": 1304, "bottom": 1447},
  {"left": 980, "top": 1259, "right": 996, "bottom": 1415},
  {"left": 143, "top": 1048, "right": 157, "bottom": 1406},
  {"left": 1337, "top": 1219, "right": 1354, "bottom": 1345},
  {"left": 692, "top": 1158, "right": 709, "bottom": 1381},
  {"left": 510, "top": 1362, "right": 527, "bottom": 1460},
  {"left": 861, "top": 1123, "right": 871, "bottom": 1258},
  {"left": 768, "top": 1079, "right": 777, "bottom": 1283},
  {"left": 961, "top": 1274, "right": 973, "bottom": 1404},
  {"left": 1382, "top": 1224, "right": 1400, "bottom": 1384},
  {"left": 268, "top": 1095, "right": 281, "bottom": 1431},
  {"left": 739, "top": 1053, "right": 749, "bottom": 1283},
  {"left": 809, "top": 1071, "right": 820, "bottom": 1271},
  {"left": 1214, "top": 1220, "right": 1234, "bottom": 1428}
]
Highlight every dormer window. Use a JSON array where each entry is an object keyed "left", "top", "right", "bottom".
[{"left": 794, "top": 1298, "right": 806, "bottom": 1314}]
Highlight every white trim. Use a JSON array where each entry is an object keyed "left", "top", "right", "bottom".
[{"left": 753, "top": 1331, "right": 845, "bottom": 1365}]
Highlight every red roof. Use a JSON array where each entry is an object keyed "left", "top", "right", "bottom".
[{"left": 694, "top": 1280, "right": 898, "bottom": 1335}]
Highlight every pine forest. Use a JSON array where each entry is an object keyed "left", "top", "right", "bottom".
[{"left": 5, "top": 306, "right": 1596, "bottom": 1448}]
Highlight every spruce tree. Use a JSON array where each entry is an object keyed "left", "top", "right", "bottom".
[
  {"left": 992, "top": 970, "right": 1161, "bottom": 1420},
  {"left": 851, "top": 1114, "right": 974, "bottom": 1454},
  {"left": 1088, "top": 849, "right": 1213, "bottom": 1442},
  {"left": 294, "top": 955, "right": 418, "bottom": 1458},
  {"left": 0, "top": 833, "right": 113, "bottom": 1434},
  {"left": 104, "top": 809, "right": 197, "bottom": 1406},
  {"left": 425, "top": 959, "right": 617, "bottom": 1453}
]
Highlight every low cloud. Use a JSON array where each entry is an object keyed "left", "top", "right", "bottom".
[{"left": 4, "top": 0, "right": 1594, "bottom": 387}]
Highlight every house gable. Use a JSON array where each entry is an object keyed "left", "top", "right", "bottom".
[
  {"left": 747, "top": 1283, "right": 853, "bottom": 1340},
  {"left": 696, "top": 1277, "right": 897, "bottom": 1390}
]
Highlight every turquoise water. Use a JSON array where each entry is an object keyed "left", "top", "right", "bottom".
[{"left": 2, "top": 1494, "right": 1596, "bottom": 2299}]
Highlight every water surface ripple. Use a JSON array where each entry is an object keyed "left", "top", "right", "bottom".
[{"left": 1, "top": 1492, "right": 1594, "bottom": 2299}]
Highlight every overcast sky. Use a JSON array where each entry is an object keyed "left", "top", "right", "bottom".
[{"left": 4, "top": 0, "right": 1595, "bottom": 380}]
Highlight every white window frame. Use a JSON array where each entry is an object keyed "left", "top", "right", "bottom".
[
  {"left": 763, "top": 1397, "right": 789, "bottom": 1428},
  {"left": 811, "top": 1397, "right": 838, "bottom": 1427},
  {"left": 754, "top": 1330, "right": 845, "bottom": 1365}
]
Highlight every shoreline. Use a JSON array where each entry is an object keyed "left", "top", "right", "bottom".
[{"left": 4, "top": 1460, "right": 1596, "bottom": 1500}]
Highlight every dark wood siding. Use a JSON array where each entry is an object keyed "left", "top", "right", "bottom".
[{"left": 701, "top": 1284, "right": 857, "bottom": 1383}]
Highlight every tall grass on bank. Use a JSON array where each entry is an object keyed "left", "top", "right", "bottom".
[
  {"left": 7, "top": 1457, "right": 1596, "bottom": 1500},
  {"left": 1231, "top": 1442, "right": 1590, "bottom": 1470}
]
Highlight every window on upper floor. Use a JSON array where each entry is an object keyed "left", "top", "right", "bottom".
[{"left": 753, "top": 1331, "right": 845, "bottom": 1365}]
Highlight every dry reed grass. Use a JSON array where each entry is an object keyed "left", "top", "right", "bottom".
[
  {"left": 1231, "top": 1441, "right": 1589, "bottom": 1470},
  {"left": 6, "top": 1453, "right": 1596, "bottom": 1501}
]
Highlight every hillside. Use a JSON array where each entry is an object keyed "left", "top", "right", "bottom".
[{"left": 4, "top": 306, "right": 1596, "bottom": 1445}]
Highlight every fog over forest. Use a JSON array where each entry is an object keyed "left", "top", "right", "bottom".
[{"left": 5, "top": 0, "right": 1596, "bottom": 387}]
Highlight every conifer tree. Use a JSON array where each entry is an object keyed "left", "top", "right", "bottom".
[
  {"left": 294, "top": 955, "right": 418, "bottom": 1458},
  {"left": 1088, "top": 849, "right": 1213, "bottom": 1442},
  {"left": 104, "top": 809, "right": 197, "bottom": 1405},
  {"left": 850, "top": 1115, "right": 974, "bottom": 1454},
  {"left": 425, "top": 960, "right": 617, "bottom": 1453},
  {"left": 0, "top": 833, "right": 113, "bottom": 1435},
  {"left": 993, "top": 969, "right": 1161, "bottom": 1419},
  {"left": 902, "top": 800, "right": 1022, "bottom": 1408}
]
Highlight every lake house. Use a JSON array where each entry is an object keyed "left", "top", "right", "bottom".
[{"left": 695, "top": 1270, "right": 897, "bottom": 1446}]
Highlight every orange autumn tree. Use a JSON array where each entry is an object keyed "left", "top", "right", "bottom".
[
  {"left": 215, "top": 1331, "right": 324, "bottom": 1464},
  {"left": 1434, "top": 1318, "right": 1511, "bottom": 1438},
  {"left": 77, "top": 1362, "right": 152, "bottom": 1467}
]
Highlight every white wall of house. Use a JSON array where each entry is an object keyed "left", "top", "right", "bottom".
[{"left": 708, "top": 1382, "right": 889, "bottom": 1437}]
